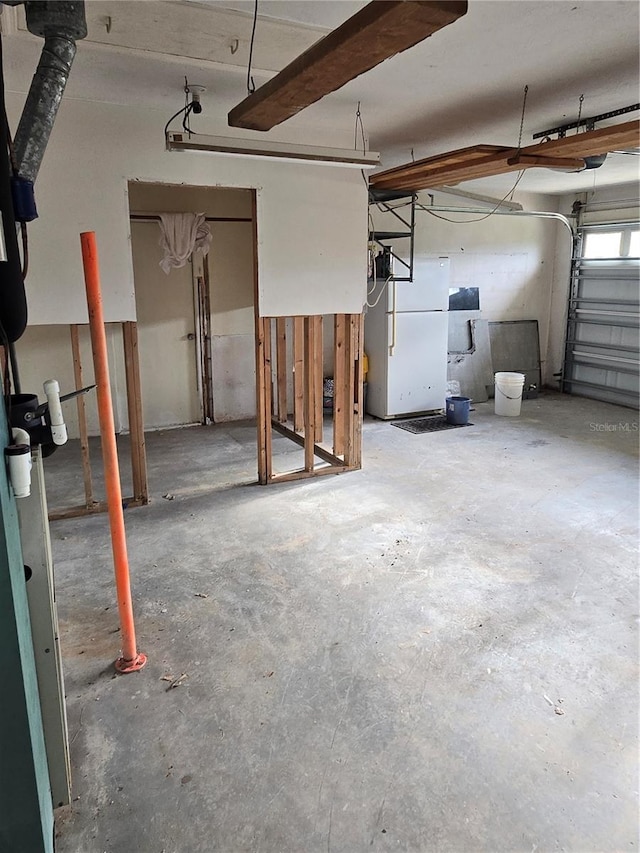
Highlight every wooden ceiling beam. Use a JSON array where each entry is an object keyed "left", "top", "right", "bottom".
[
  {"left": 228, "top": 0, "right": 468, "bottom": 132},
  {"left": 507, "top": 153, "right": 586, "bottom": 169},
  {"left": 519, "top": 120, "right": 639, "bottom": 158},
  {"left": 371, "top": 150, "right": 519, "bottom": 190},
  {"left": 370, "top": 144, "right": 508, "bottom": 184},
  {"left": 370, "top": 119, "right": 640, "bottom": 191}
]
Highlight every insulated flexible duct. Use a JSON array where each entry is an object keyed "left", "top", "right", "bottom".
[
  {"left": 14, "top": 1, "right": 87, "bottom": 183},
  {"left": 0, "top": 1, "right": 86, "bottom": 343}
]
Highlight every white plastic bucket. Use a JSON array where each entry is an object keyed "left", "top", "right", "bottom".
[{"left": 494, "top": 372, "right": 525, "bottom": 417}]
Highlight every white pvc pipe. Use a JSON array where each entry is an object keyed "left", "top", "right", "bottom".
[{"left": 43, "top": 379, "right": 68, "bottom": 445}]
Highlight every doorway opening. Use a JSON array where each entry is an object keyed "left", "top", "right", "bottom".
[{"left": 127, "top": 181, "right": 256, "bottom": 432}]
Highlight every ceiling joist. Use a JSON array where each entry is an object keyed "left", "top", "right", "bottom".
[
  {"left": 370, "top": 119, "right": 640, "bottom": 190},
  {"left": 228, "top": 0, "right": 468, "bottom": 132}
]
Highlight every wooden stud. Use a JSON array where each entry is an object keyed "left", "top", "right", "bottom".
[
  {"left": 269, "top": 465, "right": 349, "bottom": 485},
  {"left": 263, "top": 318, "right": 273, "bottom": 479},
  {"left": 352, "top": 313, "right": 365, "bottom": 470},
  {"left": 251, "top": 191, "right": 271, "bottom": 485},
  {"left": 254, "top": 315, "right": 268, "bottom": 484},
  {"left": 343, "top": 314, "right": 357, "bottom": 467},
  {"left": 122, "top": 322, "right": 149, "bottom": 505},
  {"left": 333, "top": 314, "right": 346, "bottom": 457},
  {"left": 276, "top": 317, "right": 287, "bottom": 423},
  {"left": 314, "top": 315, "right": 323, "bottom": 443},
  {"left": 303, "top": 316, "right": 316, "bottom": 472},
  {"left": 69, "top": 324, "right": 94, "bottom": 508},
  {"left": 228, "top": 1, "right": 467, "bottom": 131},
  {"left": 271, "top": 419, "right": 346, "bottom": 468},
  {"left": 293, "top": 316, "right": 304, "bottom": 432},
  {"left": 48, "top": 497, "right": 145, "bottom": 523},
  {"left": 254, "top": 316, "right": 273, "bottom": 483}
]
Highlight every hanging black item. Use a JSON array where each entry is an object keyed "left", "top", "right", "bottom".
[{"left": 0, "top": 36, "right": 27, "bottom": 343}]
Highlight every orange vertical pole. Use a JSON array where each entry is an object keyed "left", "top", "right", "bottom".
[{"left": 80, "top": 232, "right": 146, "bottom": 674}]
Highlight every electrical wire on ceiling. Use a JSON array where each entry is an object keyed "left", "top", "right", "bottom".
[
  {"left": 515, "top": 84, "right": 529, "bottom": 153},
  {"left": 374, "top": 84, "right": 531, "bottom": 224},
  {"left": 352, "top": 101, "right": 370, "bottom": 189},
  {"left": 246, "top": 0, "right": 258, "bottom": 95},
  {"left": 418, "top": 170, "right": 527, "bottom": 223},
  {"left": 575, "top": 94, "right": 584, "bottom": 134},
  {"left": 354, "top": 101, "right": 367, "bottom": 154},
  {"left": 163, "top": 78, "right": 205, "bottom": 138}
]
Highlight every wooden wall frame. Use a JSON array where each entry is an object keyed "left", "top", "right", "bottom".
[
  {"left": 254, "top": 312, "right": 364, "bottom": 484},
  {"left": 48, "top": 321, "right": 149, "bottom": 521}
]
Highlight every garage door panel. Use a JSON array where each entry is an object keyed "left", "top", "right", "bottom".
[{"left": 564, "top": 228, "right": 639, "bottom": 409}]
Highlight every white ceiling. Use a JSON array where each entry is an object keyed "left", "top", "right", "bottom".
[{"left": 3, "top": 0, "right": 639, "bottom": 196}]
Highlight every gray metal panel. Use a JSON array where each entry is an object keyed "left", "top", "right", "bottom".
[
  {"left": 18, "top": 450, "right": 71, "bottom": 808},
  {"left": 447, "top": 314, "right": 493, "bottom": 402},
  {"left": 488, "top": 320, "right": 541, "bottom": 397}
]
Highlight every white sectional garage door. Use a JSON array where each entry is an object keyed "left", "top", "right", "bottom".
[{"left": 563, "top": 222, "right": 639, "bottom": 408}]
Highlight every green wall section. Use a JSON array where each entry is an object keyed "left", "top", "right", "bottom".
[{"left": 0, "top": 404, "right": 53, "bottom": 853}]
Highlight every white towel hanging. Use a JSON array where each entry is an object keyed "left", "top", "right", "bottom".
[{"left": 157, "top": 212, "right": 212, "bottom": 274}]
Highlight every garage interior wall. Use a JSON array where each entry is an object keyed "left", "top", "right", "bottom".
[
  {"left": 374, "top": 190, "right": 565, "bottom": 385},
  {"left": 8, "top": 94, "right": 368, "bottom": 437}
]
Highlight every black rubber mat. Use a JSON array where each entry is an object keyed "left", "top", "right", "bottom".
[{"left": 391, "top": 415, "right": 473, "bottom": 434}]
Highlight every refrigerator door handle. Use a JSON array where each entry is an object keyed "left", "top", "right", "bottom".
[{"left": 389, "top": 279, "right": 397, "bottom": 356}]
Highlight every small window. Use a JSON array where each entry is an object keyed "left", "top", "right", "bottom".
[
  {"left": 583, "top": 231, "right": 623, "bottom": 259},
  {"left": 628, "top": 230, "right": 640, "bottom": 258}
]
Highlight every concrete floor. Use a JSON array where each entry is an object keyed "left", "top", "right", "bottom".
[{"left": 47, "top": 393, "right": 638, "bottom": 853}]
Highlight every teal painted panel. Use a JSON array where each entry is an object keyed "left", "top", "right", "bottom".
[{"left": 0, "top": 402, "right": 53, "bottom": 853}]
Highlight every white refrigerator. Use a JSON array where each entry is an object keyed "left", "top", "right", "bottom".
[{"left": 365, "top": 257, "right": 449, "bottom": 419}]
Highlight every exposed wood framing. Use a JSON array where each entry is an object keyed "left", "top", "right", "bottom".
[
  {"left": 122, "top": 322, "right": 149, "bottom": 505},
  {"left": 303, "top": 316, "right": 316, "bottom": 472},
  {"left": 196, "top": 263, "right": 214, "bottom": 423},
  {"left": 49, "top": 497, "right": 146, "bottom": 523},
  {"left": 276, "top": 317, "right": 287, "bottom": 423},
  {"left": 254, "top": 312, "right": 363, "bottom": 484},
  {"left": 370, "top": 119, "right": 640, "bottom": 191},
  {"left": 293, "top": 317, "right": 304, "bottom": 432},
  {"left": 69, "top": 324, "right": 95, "bottom": 509},
  {"left": 228, "top": 0, "right": 468, "bottom": 131},
  {"left": 313, "top": 315, "right": 323, "bottom": 444},
  {"left": 333, "top": 314, "right": 346, "bottom": 456},
  {"left": 47, "top": 322, "right": 148, "bottom": 520}
]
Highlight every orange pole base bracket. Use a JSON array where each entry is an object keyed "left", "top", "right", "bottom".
[{"left": 115, "top": 652, "right": 148, "bottom": 674}]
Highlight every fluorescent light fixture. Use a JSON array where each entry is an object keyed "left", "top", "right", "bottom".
[
  {"left": 166, "top": 131, "right": 380, "bottom": 168},
  {"left": 437, "top": 186, "right": 523, "bottom": 211}
]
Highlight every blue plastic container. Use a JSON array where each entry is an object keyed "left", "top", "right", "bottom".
[{"left": 446, "top": 395, "right": 471, "bottom": 425}]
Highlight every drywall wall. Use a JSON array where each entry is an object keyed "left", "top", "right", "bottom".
[
  {"left": 373, "top": 190, "right": 564, "bottom": 386},
  {"left": 15, "top": 186, "right": 258, "bottom": 436},
  {"left": 4, "top": 94, "right": 368, "bottom": 325}
]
